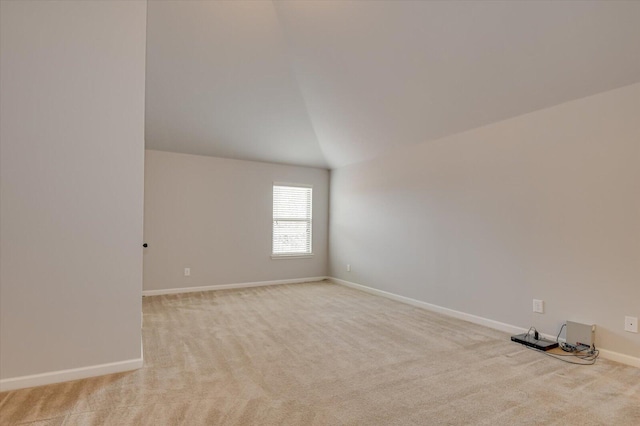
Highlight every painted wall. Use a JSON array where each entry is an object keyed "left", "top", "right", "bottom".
[
  {"left": 329, "top": 84, "right": 640, "bottom": 358},
  {"left": 0, "top": 1, "right": 147, "bottom": 381},
  {"left": 143, "top": 150, "right": 329, "bottom": 291}
]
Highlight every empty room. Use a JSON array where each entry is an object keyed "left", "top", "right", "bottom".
[{"left": 1, "top": 0, "right": 639, "bottom": 425}]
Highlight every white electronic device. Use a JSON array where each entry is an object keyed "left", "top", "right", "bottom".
[{"left": 566, "top": 321, "right": 595, "bottom": 349}]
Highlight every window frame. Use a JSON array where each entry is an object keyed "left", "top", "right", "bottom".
[{"left": 271, "top": 182, "right": 313, "bottom": 259}]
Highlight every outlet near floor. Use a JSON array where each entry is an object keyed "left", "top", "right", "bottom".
[
  {"left": 184, "top": 267, "right": 191, "bottom": 277},
  {"left": 624, "top": 316, "right": 638, "bottom": 333}
]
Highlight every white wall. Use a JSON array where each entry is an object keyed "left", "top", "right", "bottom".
[
  {"left": 143, "top": 150, "right": 329, "bottom": 292},
  {"left": 0, "top": 1, "right": 147, "bottom": 385},
  {"left": 330, "top": 84, "right": 640, "bottom": 359}
]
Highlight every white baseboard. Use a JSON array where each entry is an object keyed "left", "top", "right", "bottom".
[
  {"left": 331, "top": 277, "right": 528, "bottom": 335},
  {"left": 0, "top": 357, "right": 143, "bottom": 392},
  {"left": 598, "top": 348, "right": 640, "bottom": 369},
  {"left": 330, "top": 277, "right": 640, "bottom": 369},
  {"left": 142, "top": 276, "right": 328, "bottom": 297}
]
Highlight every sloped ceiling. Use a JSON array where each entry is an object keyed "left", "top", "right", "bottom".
[{"left": 145, "top": 1, "right": 640, "bottom": 169}]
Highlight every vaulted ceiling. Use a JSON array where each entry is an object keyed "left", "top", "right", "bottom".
[{"left": 145, "top": 1, "right": 640, "bottom": 169}]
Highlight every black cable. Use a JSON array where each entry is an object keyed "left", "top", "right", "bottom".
[
  {"left": 556, "top": 323, "right": 576, "bottom": 352},
  {"left": 556, "top": 323, "right": 565, "bottom": 343},
  {"left": 523, "top": 345, "right": 599, "bottom": 365}
]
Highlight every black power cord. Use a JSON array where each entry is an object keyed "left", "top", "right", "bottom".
[
  {"left": 556, "top": 323, "right": 573, "bottom": 352},
  {"left": 526, "top": 344, "right": 599, "bottom": 365}
]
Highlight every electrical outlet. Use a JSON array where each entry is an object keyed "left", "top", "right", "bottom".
[
  {"left": 184, "top": 268, "right": 191, "bottom": 277},
  {"left": 625, "top": 316, "right": 638, "bottom": 333},
  {"left": 347, "top": 264, "right": 351, "bottom": 272},
  {"left": 533, "top": 299, "right": 544, "bottom": 314}
]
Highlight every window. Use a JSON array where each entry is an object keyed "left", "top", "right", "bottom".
[{"left": 272, "top": 184, "right": 312, "bottom": 257}]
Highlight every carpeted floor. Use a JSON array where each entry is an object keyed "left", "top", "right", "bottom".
[{"left": 1, "top": 281, "right": 639, "bottom": 425}]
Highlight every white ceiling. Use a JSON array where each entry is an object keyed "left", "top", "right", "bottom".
[{"left": 145, "top": 1, "right": 640, "bottom": 169}]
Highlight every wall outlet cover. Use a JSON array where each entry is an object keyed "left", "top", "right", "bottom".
[
  {"left": 625, "top": 316, "right": 638, "bottom": 333},
  {"left": 533, "top": 299, "right": 544, "bottom": 314}
]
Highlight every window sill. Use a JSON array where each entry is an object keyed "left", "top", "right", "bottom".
[{"left": 271, "top": 254, "right": 314, "bottom": 260}]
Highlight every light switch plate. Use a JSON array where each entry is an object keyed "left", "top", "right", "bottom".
[{"left": 533, "top": 299, "right": 544, "bottom": 314}]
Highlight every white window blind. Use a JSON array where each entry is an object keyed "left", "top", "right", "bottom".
[{"left": 272, "top": 184, "right": 312, "bottom": 256}]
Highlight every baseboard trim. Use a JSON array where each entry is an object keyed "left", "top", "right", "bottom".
[
  {"left": 142, "top": 276, "right": 328, "bottom": 297},
  {"left": 330, "top": 277, "right": 640, "bottom": 369},
  {"left": 0, "top": 357, "right": 143, "bottom": 392},
  {"left": 598, "top": 348, "right": 640, "bottom": 369},
  {"left": 331, "top": 277, "right": 527, "bottom": 335}
]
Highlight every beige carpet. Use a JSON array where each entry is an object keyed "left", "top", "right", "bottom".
[{"left": 1, "top": 281, "right": 639, "bottom": 425}]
